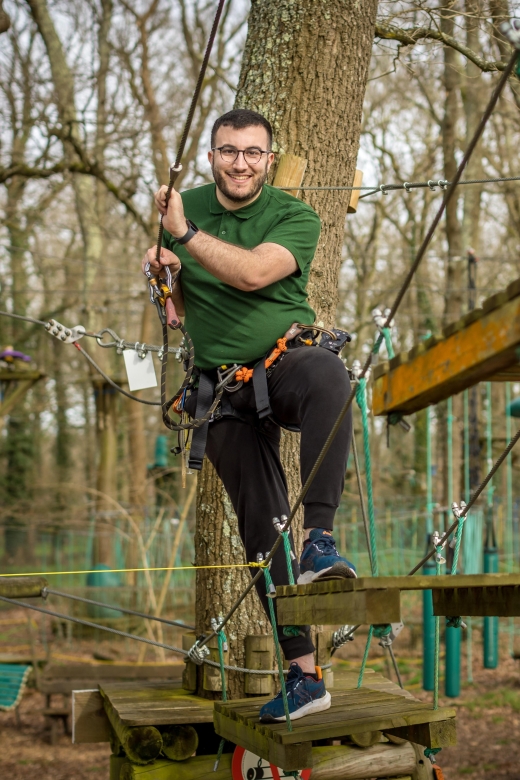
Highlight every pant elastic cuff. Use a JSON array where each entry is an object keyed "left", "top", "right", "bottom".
[{"left": 303, "top": 502, "right": 336, "bottom": 531}]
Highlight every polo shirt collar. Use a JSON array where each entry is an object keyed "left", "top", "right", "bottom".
[{"left": 209, "top": 183, "right": 270, "bottom": 220}]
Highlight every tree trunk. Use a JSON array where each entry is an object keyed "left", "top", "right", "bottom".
[{"left": 194, "top": 0, "right": 378, "bottom": 697}]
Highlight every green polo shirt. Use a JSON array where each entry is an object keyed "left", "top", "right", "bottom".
[{"left": 162, "top": 183, "right": 320, "bottom": 370}]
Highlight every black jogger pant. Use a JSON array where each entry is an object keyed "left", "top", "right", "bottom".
[{"left": 203, "top": 346, "right": 352, "bottom": 660}]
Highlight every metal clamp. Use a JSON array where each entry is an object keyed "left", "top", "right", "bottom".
[
  {"left": 272, "top": 516, "right": 296, "bottom": 559},
  {"left": 45, "top": 319, "right": 86, "bottom": 344},
  {"left": 210, "top": 618, "right": 228, "bottom": 651},
  {"left": 449, "top": 501, "right": 467, "bottom": 548},
  {"left": 377, "top": 621, "right": 404, "bottom": 648},
  {"left": 187, "top": 639, "right": 210, "bottom": 665},
  {"left": 432, "top": 530, "right": 447, "bottom": 564}
]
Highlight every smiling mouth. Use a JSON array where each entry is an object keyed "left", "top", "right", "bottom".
[{"left": 226, "top": 174, "right": 252, "bottom": 183}]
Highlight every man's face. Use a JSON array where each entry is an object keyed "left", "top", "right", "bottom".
[{"left": 209, "top": 125, "right": 275, "bottom": 204}]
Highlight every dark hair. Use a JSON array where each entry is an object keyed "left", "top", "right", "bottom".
[{"left": 211, "top": 109, "right": 273, "bottom": 149}]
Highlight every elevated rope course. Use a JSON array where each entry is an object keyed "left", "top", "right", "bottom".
[{"left": 2, "top": 37, "right": 519, "bottom": 699}]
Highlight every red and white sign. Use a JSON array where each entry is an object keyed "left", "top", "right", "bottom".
[{"left": 231, "top": 745, "right": 312, "bottom": 780}]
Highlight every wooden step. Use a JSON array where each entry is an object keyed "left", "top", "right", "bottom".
[
  {"left": 276, "top": 574, "right": 520, "bottom": 625},
  {"left": 371, "top": 278, "right": 520, "bottom": 415},
  {"left": 98, "top": 682, "right": 214, "bottom": 727},
  {"left": 213, "top": 687, "right": 456, "bottom": 770}
]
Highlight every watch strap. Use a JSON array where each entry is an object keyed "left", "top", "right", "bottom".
[{"left": 176, "top": 220, "right": 199, "bottom": 245}]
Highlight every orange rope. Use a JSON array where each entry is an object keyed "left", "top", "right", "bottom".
[{"left": 235, "top": 338, "right": 288, "bottom": 383}]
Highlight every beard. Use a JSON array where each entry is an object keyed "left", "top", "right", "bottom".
[{"left": 212, "top": 161, "right": 268, "bottom": 203}]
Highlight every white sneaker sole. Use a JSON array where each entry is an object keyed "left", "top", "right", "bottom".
[
  {"left": 297, "top": 563, "right": 357, "bottom": 584},
  {"left": 263, "top": 690, "right": 332, "bottom": 723}
]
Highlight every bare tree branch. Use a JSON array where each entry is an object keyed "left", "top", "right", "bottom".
[{"left": 375, "top": 21, "right": 507, "bottom": 73}]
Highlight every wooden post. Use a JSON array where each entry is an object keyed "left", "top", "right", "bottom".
[
  {"left": 182, "top": 633, "right": 197, "bottom": 693},
  {"left": 245, "top": 635, "right": 274, "bottom": 695},
  {"left": 347, "top": 169, "right": 364, "bottom": 214},
  {"left": 273, "top": 153, "right": 307, "bottom": 196},
  {"left": 0, "top": 576, "right": 47, "bottom": 598},
  {"left": 110, "top": 755, "right": 128, "bottom": 780},
  {"left": 203, "top": 633, "right": 228, "bottom": 692}
]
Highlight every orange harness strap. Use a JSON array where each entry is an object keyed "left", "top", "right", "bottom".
[{"left": 235, "top": 338, "right": 288, "bottom": 384}]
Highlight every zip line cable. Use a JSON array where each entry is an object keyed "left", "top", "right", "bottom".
[
  {"left": 44, "top": 587, "right": 194, "bottom": 630},
  {"left": 276, "top": 174, "right": 520, "bottom": 195}
]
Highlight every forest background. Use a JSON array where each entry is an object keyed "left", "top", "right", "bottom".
[{"left": 1, "top": 0, "right": 520, "bottom": 632}]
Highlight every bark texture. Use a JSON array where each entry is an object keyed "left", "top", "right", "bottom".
[{"left": 195, "top": 0, "right": 378, "bottom": 697}]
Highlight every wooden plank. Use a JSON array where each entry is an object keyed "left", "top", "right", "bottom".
[
  {"left": 276, "top": 587, "right": 401, "bottom": 626},
  {"left": 43, "top": 663, "right": 185, "bottom": 680},
  {"left": 371, "top": 292, "right": 520, "bottom": 415},
  {"left": 433, "top": 585, "right": 520, "bottom": 616},
  {"left": 245, "top": 635, "right": 274, "bottom": 695},
  {"left": 72, "top": 689, "right": 112, "bottom": 744},
  {"left": 100, "top": 684, "right": 214, "bottom": 727},
  {"left": 384, "top": 718, "right": 457, "bottom": 749},
  {"left": 213, "top": 709, "right": 313, "bottom": 770},
  {"left": 277, "top": 573, "right": 520, "bottom": 599}
]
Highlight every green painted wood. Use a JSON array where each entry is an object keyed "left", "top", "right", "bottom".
[
  {"left": 384, "top": 718, "right": 457, "bottom": 749},
  {"left": 276, "top": 587, "right": 401, "bottom": 626},
  {"left": 0, "top": 576, "right": 47, "bottom": 599},
  {"left": 110, "top": 754, "right": 128, "bottom": 780}
]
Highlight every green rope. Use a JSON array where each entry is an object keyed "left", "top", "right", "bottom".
[
  {"left": 355, "top": 378, "right": 379, "bottom": 576},
  {"left": 281, "top": 531, "right": 295, "bottom": 586},
  {"left": 424, "top": 747, "right": 442, "bottom": 763},
  {"left": 373, "top": 624, "right": 392, "bottom": 638},
  {"left": 213, "top": 737, "right": 226, "bottom": 772},
  {"left": 451, "top": 512, "right": 466, "bottom": 575},
  {"left": 213, "top": 624, "right": 228, "bottom": 770},
  {"left": 433, "top": 545, "right": 444, "bottom": 710},
  {"left": 217, "top": 628, "right": 228, "bottom": 703},
  {"left": 382, "top": 327, "right": 395, "bottom": 359},
  {"left": 357, "top": 625, "right": 374, "bottom": 688},
  {"left": 283, "top": 625, "right": 301, "bottom": 637},
  {"left": 263, "top": 566, "right": 293, "bottom": 731}
]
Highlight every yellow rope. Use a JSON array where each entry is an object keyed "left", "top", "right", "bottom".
[{"left": 0, "top": 562, "right": 267, "bottom": 578}]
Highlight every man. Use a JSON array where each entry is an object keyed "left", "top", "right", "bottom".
[{"left": 143, "top": 108, "right": 354, "bottom": 722}]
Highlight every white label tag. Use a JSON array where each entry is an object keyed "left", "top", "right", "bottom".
[{"left": 123, "top": 349, "right": 157, "bottom": 391}]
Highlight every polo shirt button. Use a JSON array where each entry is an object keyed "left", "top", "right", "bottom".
[{"left": 222, "top": 230, "right": 226, "bottom": 234}]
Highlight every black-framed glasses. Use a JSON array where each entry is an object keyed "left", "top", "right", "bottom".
[{"left": 212, "top": 146, "right": 270, "bottom": 165}]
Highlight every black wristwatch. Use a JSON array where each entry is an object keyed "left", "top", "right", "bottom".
[{"left": 175, "top": 219, "right": 199, "bottom": 245}]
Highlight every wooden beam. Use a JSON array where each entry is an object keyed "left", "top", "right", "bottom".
[
  {"left": 72, "top": 689, "right": 111, "bottom": 743},
  {"left": 277, "top": 572, "right": 520, "bottom": 597},
  {"left": 0, "top": 576, "right": 47, "bottom": 599},
  {"left": 433, "top": 585, "right": 520, "bottom": 617},
  {"left": 276, "top": 587, "right": 401, "bottom": 626},
  {"left": 119, "top": 755, "right": 233, "bottom": 780},
  {"left": 213, "top": 707, "right": 313, "bottom": 769},
  {"left": 348, "top": 169, "right": 364, "bottom": 213},
  {"left": 98, "top": 683, "right": 214, "bottom": 727},
  {"left": 0, "top": 372, "right": 45, "bottom": 418},
  {"left": 371, "top": 281, "right": 520, "bottom": 415},
  {"left": 383, "top": 718, "right": 457, "bottom": 749}
]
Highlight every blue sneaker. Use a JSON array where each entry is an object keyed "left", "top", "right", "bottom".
[
  {"left": 259, "top": 663, "right": 331, "bottom": 723},
  {"left": 298, "top": 528, "right": 357, "bottom": 584}
]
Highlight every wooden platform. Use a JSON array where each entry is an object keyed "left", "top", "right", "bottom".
[
  {"left": 276, "top": 574, "right": 520, "bottom": 625},
  {"left": 371, "top": 277, "right": 520, "bottom": 415},
  {"left": 214, "top": 670, "right": 456, "bottom": 770},
  {"left": 98, "top": 682, "right": 214, "bottom": 727}
]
